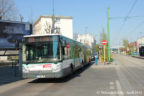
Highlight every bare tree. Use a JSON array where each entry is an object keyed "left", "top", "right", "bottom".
[
  {"left": 44, "top": 21, "right": 52, "bottom": 34},
  {"left": 99, "top": 28, "right": 107, "bottom": 42},
  {"left": 123, "top": 39, "right": 129, "bottom": 49},
  {"left": 0, "top": 0, "right": 18, "bottom": 20}
]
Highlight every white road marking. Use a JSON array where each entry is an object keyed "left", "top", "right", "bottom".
[
  {"left": 116, "top": 63, "right": 133, "bottom": 92},
  {"left": 110, "top": 82, "right": 114, "bottom": 85},
  {"left": 109, "top": 81, "right": 115, "bottom": 96},
  {"left": 116, "top": 80, "right": 124, "bottom": 96}
]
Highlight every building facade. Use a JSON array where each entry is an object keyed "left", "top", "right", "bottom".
[
  {"left": 137, "top": 37, "right": 144, "bottom": 47},
  {"left": 136, "top": 37, "right": 144, "bottom": 53},
  {"left": 128, "top": 41, "right": 137, "bottom": 51},
  {"left": 76, "top": 34, "right": 96, "bottom": 48},
  {"left": 33, "top": 16, "right": 73, "bottom": 39}
]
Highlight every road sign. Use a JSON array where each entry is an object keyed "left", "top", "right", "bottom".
[
  {"left": 102, "top": 40, "right": 107, "bottom": 45},
  {"left": 101, "top": 40, "right": 107, "bottom": 63}
]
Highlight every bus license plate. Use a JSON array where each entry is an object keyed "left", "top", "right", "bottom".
[{"left": 36, "top": 75, "right": 46, "bottom": 78}]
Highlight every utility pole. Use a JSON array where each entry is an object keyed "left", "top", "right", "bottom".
[
  {"left": 19, "top": 43, "right": 22, "bottom": 78},
  {"left": 52, "top": 0, "right": 55, "bottom": 34},
  {"left": 104, "top": 45, "right": 106, "bottom": 63},
  {"left": 107, "top": 8, "right": 111, "bottom": 62},
  {"left": 19, "top": 14, "right": 23, "bottom": 77},
  {"left": 85, "top": 26, "right": 88, "bottom": 34},
  {"left": 118, "top": 40, "right": 121, "bottom": 54}
]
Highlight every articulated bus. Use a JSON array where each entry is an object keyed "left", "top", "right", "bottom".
[{"left": 22, "top": 34, "right": 91, "bottom": 78}]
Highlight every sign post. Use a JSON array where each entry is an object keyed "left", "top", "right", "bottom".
[
  {"left": 104, "top": 45, "right": 105, "bottom": 63},
  {"left": 102, "top": 40, "right": 107, "bottom": 63},
  {"left": 107, "top": 8, "right": 111, "bottom": 62}
]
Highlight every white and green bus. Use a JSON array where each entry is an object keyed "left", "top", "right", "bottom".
[{"left": 22, "top": 34, "right": 91, "bottom": 78}]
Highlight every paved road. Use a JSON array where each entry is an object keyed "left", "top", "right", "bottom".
[{"left": 0, "top": 54, "right": 144, "bottom": 96}]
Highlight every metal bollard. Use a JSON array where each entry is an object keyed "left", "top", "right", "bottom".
[
  {"left": 95, "top": 58, "right": 98, "bottom": 66},
  {"left": 14, "top": 63, "right": 17, "bottom": 77},
  {"left": 113, "top": 59, "right": 117, "bottom": 65}
]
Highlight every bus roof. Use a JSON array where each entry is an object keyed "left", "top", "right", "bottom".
[
  {"left": 24, "top": 34, "right": 79, "bottom": 43},
  {"left": 24, "top": 34, "right": 60, "bottom": 37},
  {"left": 24, "top": 34, "right": 88, "bottom": 47}
]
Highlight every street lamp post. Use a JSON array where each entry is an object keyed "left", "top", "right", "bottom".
[
  {"left": 118, "top": 40, "right": 122, "bottom": 54},
  {"left": 52, "top": 0, "right": 55, "bottom": 34}
]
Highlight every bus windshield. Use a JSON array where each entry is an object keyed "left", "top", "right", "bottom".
[{"left": 23, "top": 42, "right": 61, "bottom": 63}]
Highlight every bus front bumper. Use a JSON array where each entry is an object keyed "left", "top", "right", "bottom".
[{"left": 23, "top": 70, "right": 65, "bottom": 79}]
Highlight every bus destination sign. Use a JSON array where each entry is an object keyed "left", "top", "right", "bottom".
[{"left": 26, "top": 36, "right": 58, "bottom": 43}]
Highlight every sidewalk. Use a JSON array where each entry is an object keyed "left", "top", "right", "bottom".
[
  {"left": 0, "top": 65, "right": 22, "bottom": 85},
  {"left": 91, "top": 60, "right": 118, "bottom": 68}
]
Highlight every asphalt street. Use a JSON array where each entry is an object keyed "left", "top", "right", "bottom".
[{"left": 0, "top": 54, "right": 144, "bottom": 96}]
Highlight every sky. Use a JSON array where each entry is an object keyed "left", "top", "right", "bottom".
[{"left": 13, "top": 0, "right": 144, "bottom": 47}]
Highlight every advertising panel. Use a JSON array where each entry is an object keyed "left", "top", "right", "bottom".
[{"left": 0, "top": 21, "right": 32, "bottom": 49}]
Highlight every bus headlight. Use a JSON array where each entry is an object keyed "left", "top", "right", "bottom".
[{"left": 52, "top": 64, "right": 61, "bottom": 72}]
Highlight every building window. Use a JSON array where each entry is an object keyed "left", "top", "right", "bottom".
[{"left": 56, "top": 18, "right": 60, "bottom": 22}]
